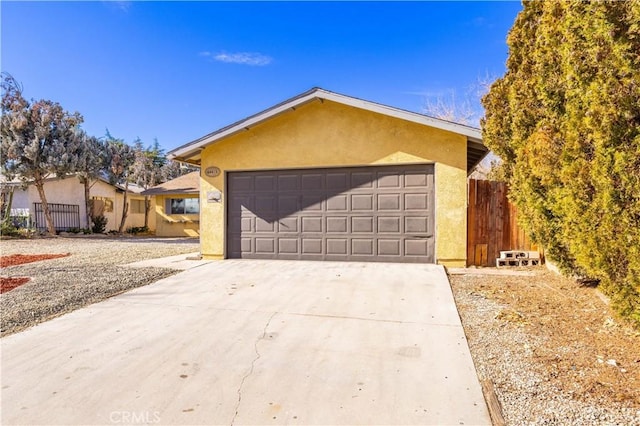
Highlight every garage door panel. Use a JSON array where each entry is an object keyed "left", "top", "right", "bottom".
[
  {"left": 405, "top": 172, "right": 429, "bottom": 187},
  {"left": 405, "top": 193, "right": 429, "bottom": 210},
  {"left": 378, "top": 194, "right": 401, "bottom": 210},
  {"left": 278, "top": 195, "right": 298, "bottom": 213},
  {"left": 255, "top": 196, "right": 276, "bottom": 213},
  {"left": 405, "top": 239, "right": 429, "bottom": 256},
  {"left": 352, "top": 217, "right": 374, "bottom": 233},
  {"left": 227, "top": 165, "right": 434, "bottom": 262},
  {"left": 405, "top": 217, "right": 430, "bottom": 234},
  {"left": 230, "top": 217, "right": 253, "bottom": 233},
  {"left": 278, "top": 238, "right": 299, "bottom": 254},
  {"left": 229, "top": 175, "right": 254, "bottom": 191},
  {"left": 278, "top": 175, "right": 299, "bottom": 191},
  {"left": 278, "top": 217, "right": 298, "bottom": 232},
  {"left": 255, "top": 218, "right": 275, "bottom": 232},
  {"left": 326, "top": 217, "right": 348, "bottom": 233},
  {"left": 301, "top": 217, "right": 322, "bottom": 232},
  {"left": 302, "top": 174, "right": 324, "bottom": 191},
  {"left": 254, "top": 175, "right": 275, "bottom": 191},
  {"left": 255, "top": 238, "right": 275, "bottom": 253},
  {"left": 326, "top": 195, "right": 348, "bottom": 211},
  {"left": 302, "top": 239, "right": 323, "bottom": 254},
  {"left": 378, "top": 239, "right": 401, "bottom": 256},
  {"left": 231, "top": 195, "right": 253, "bottom": 212},
  {"left": 378, "top": 217, "right": 401, "bottom": 233},
  {"left": 352, "top": 239, "right": 374, "bottom": 256},
  {"left": 351, "top": 172, "right": 375, "bottom": 188},
  {"left": 302, "top": 195, "right": 323, "bottom": 211},
  {"left": 327, "top": 239, "right": 348, "bottom": 255},
  {"left": 241, "top": 238, "right": 252, "bottom": 253},
  {"left": 228, "top": 237, "right": 242, "bottom": 255},
  {"left": 377, "top": 172, "right": 401, "bottom": 188},
  {"left": 351, "top": 194, "right": 373, "bottom": 211},
  {"left": 327, "top": 173, "right": 348, "bottom": 191}
]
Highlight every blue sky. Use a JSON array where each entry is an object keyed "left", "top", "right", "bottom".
[{"left": 2, "top": 1, "right": 522, "bottom": 153}]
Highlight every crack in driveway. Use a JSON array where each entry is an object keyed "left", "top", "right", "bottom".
[{"left": 230, "top": 311, "right": 278, "bottom": 426}]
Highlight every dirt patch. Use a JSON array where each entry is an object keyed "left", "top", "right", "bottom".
[
  {"left": 1, "top": 277, "right": 31, "bottom": 293},
  {"left": 450, "top": 268, "right": 640, "bottom": 424},
  {"left": 0, "top": 253, "right": 70, "bottom": 268}
]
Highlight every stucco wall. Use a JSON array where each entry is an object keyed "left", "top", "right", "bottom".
[
  {"left": 90, "top": 179, "right": 119, "bottom": 231},
  {"left": 9, "top": 187, "right": 31, "bottom": 211},
  {"left": 9, "top": 177, "right": 155, "bottom": 233},
  {"left": 152, "top": 194, "right": 200, "bottom": 237},
  {"left": 198, "top": 100, "right": 468, "bottom": 266}
]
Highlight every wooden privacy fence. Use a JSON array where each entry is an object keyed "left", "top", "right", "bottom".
[{"left": 467, "top": 179, "right": 538, "bottom": 267}]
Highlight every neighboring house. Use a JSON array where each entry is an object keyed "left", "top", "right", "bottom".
[
  {"left": 2, "top": 174, "right": 155, "bottom": 233},
  {"left": 168, "top": 87, "right": 488, "bottom": 266},
  {"left": 141, "top": 171, "right": 200, "bottom": 237}
]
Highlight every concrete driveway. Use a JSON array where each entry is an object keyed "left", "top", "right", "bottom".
[{"left": 1, "top": 260, "right": 490, "bottom": 425}]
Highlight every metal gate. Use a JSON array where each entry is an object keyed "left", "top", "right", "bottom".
[{"left": 33, "top": 203, "right": 80, "bottom": 232}]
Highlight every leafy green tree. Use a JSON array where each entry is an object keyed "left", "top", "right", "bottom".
[
  {"left": 160, "top": 160, "right": 198, "bottom": 182},
  {"left": 105, "top": 134, "right": 136, "bottom": 234},
  {"left": 71, "top": 130, "right": 106, "bottom": 231},
  {"left": 482, "top": 1, "right": 640, "bottom": 325},
  {"left": 132, "top": 138, "right": 165, "bottom": 228},
  {"left": 0, "top": 183, "right": 16, "bottom": 231},
  {"left": 0, "top": 73, "right": 83, "bottom": 235}
]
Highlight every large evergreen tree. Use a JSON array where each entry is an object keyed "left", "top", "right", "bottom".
[{"left": 482, "top": 1, "right": 640, "bottom": 325}]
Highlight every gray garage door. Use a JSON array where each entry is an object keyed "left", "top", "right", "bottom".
[{"left": 227, "top": 164, "right": 435, "bottom": 263}]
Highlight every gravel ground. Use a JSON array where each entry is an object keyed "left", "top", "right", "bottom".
[
  {"left": 450, "top": 269, "right": 640, "bottom": 426},
  {"left": 0, "top": 236, "right": 199, "bottom": 336}
]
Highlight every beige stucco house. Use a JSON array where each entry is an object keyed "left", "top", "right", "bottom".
[
  {"left": 5, "top": 174, "right": 155, "bottom": 233},
  {"left": 168, "top": 88, "right": 487, "bottom": 266},
  {"left": 141, "top": 171, "right": 200, "bottom": 237}
]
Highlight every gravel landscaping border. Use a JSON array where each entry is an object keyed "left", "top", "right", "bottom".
[
  {"left": 0, "top": 236, "right": 200, "bottom": 336},
  {"left": 450, "top": 269, "right": 640, "bottom": 426}
]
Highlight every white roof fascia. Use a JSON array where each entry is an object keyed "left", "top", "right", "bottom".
[
  {"left": 168, "top": 90, "right": 319, "bottom": 160},
  {"left": 168, "top": 88, "right": 482, "bottom": 160}
]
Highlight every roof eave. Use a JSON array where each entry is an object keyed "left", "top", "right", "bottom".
[
  {"left": 168, "top": 88, "right": 484, "bottom": 163},
  {"left": 140, "top": 189, "right": 199, "bottom": 196}
]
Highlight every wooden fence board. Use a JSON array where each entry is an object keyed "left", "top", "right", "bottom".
[{"left": 467, "top": 179, "right": 537, "bottom": 267}]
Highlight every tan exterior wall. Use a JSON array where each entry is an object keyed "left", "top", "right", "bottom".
[
  {"left": 23, "top": 177, "right": 87, "bottom": 227},
  {"left": 199, "top": 100, "right": 468, "bottom": 266},
  {"left": 123, "top": 194, "right": 157, "bottom": 231},
  {"left": 10, "top": 176, "right": 156, "bottom": 233},
  {"left": 90, "top": 180, "right": 120, "bottom": 231},
  {"left": 152, "top": 194, "right": 200, "bottom": 237}
]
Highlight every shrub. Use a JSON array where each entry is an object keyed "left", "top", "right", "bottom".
[
  {"left": 0, "top": 222, "right": 19, "bottom": 237},
  {"left": 482, "top": 2, "right": 640, "bottom": 328},
  {"left": 126, "top": 226, "right": 149, "bottom": 235},
  {"left": 91, "top": 215, "right": 108, "bottom": 234}
]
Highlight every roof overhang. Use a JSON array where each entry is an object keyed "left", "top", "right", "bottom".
[
  {"left": 168, "top": 87, "right": 487, "bottom": 173},
  {"left": 140, "top": 188, "right": 199, "bottom": 196},
  {"left": 140, "top": 171, "right": 201, "bottom": 196}
]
